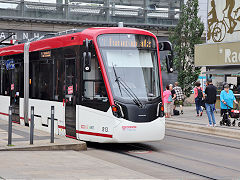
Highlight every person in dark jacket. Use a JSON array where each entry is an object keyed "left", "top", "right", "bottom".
[{"left": 205, "top": 79, "right": 217, "bottom": 127}]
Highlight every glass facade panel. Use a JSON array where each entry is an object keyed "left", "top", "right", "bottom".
[{"left": 0, "top": 0, "right": 182, "bottom": 28}]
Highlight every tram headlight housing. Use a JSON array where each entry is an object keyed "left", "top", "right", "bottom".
[{"left": 112, "top": 104, "right": 124, "bottom": 118}]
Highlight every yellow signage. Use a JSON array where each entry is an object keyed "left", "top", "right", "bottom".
[
  {"left": 195, "top": 41, "right": 240, "bottom": 66},
  {"left": 98, "top": 34, "right": 156, "bottom": 49},
  {"left": 41, "top": 51, "right": 51, "bottom": 58}
]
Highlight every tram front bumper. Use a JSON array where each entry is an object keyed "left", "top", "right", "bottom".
[{"left": 112, "top": 117, "right": 165, "bottom": 143}]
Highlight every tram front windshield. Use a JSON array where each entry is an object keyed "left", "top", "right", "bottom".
[{"left": 98, "top": 34, "right": 161, "bottom": 104}]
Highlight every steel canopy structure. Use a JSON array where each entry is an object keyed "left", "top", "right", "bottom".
[{"left": 0, "top": 0, "right": 183, "bottom": 30}]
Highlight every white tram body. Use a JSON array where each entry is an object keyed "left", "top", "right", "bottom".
[{"left": 0, "top": 27, "right": 165, "bottom": 143}]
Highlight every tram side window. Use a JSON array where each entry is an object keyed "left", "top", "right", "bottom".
[
  {"left": 82, "top": 52, "right": 109, "bottom": 111},
  {"left": 30, "top": 58, "right": 54, "bottom": 101},
  {"left": 0, "top": 55, "right": 24, "bottom": 97},
  {"left": 0, "top": 68, "right": 10, "bottom": 96},
  {"left": 54, "top": 54, "right": 64, "bottom": 102}
]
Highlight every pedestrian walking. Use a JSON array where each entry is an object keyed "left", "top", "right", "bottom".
[
  {"left": 194, "top": 81, "right": 204, "bottom": 117},
  {"left": 169, "top": 84, "right": 176, "bottom": 115},
  {"left": 205, "top": 79, "right": 217, "bottom": 127},
  {"left": 173, "top": 82, "right": 184, "bottom": 114},
  {"left": 163, "top": 84, "right": 172, "bottom": 118},
  {"left": 220, "top": 84, "right": 238, "bottom": 122}
]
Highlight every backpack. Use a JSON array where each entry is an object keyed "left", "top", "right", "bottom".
[
  {"left": 197, "top": 88, "right": 203, "bottom": 99},
  {"left": 168, "top": 94, "right": 173, "bottom": 102}
]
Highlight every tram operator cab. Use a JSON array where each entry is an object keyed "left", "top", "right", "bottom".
[{"left": 0, "top": 28, "right": 171, "bottom": 143}]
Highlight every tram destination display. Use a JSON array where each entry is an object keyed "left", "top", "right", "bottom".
[{"left": 98, "top": 34, "right": 156, "bottom": 49}]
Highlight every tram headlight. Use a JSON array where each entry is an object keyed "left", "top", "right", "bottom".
[
  {"left": 112, "top": 104, "right": 124, "bottom": 118},
  {"left": 112, "top": 106, "right": 118, "bottom": 112},
  {"left": 160, "top": 104, "right": 164, "bottom": 117}
]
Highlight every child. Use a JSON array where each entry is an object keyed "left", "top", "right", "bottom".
[{"left": 163, "top": 84, "right": 172, "bottom": 118}]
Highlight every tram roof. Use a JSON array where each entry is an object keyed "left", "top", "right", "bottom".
[{"left": 0, "top": 27, "right": 155, "bottom": 57}]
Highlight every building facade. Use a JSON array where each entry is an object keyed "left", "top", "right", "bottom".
[{"left": 195, "top": 0, "right": 240, "bottom": 94}]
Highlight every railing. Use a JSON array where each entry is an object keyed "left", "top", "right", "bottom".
[{"left": 0, "top": 0, "right": 182, "bottom": 28}]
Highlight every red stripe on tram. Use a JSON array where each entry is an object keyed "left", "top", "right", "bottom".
[
  {"left": 65, "top": 135, "right": 77, "bottom": 139},
  {"left": 58, "top": 125, "right": 66, "bottom": 129},
  {"left": 0, "top": 112, "right": 9, "bottom": 116},
  {"left": 76, "top": 130, "right": 113, "bottom": 138}
]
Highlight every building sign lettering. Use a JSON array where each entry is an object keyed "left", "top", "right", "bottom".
[
  {"left": 224, "top": 49, "right": 240, "bottom": 63},
  {"left": 0, "top": 30, "right": 51, "bottom": 43},
  {"left": 195, "top": 41, "right": 240, "bottom": 66}
]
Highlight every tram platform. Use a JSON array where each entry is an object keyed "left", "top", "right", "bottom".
[
  {"left": 167, "top": 105, "right": 240, "bottom": 140},
  {"left": 0, "top": 119, "right": 86, "bottom": 151}
]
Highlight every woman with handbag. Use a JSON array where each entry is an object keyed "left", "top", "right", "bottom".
[{"left": 163, "top": 84, "right": 173, "bottom": 118}]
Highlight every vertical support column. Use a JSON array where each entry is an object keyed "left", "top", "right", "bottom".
[
  {"left": 30, "top": 106, "right": 34, "bottom": 145},
  {"left": 20, "top": 0, "right": 25, "bottom": 17},
  {"left": 8, "top": 106, "right": 12, "bottom": 146},
  {"left": 24, "top": 42, "right": 30, "bottom": 125},
  {"left": 168, "top": 1, "right": 175, "bottom": 23},
  {"left": 206, "top": 0, "right": 209, "bottom": 43},
  {"left": 144, "top": 0, "right": 148, "bottom": 23},
  {"left": 56, "top": 0, "right": 64, "bottom": 18},
  {"left": 51, "top": 106, "right": 54, "bottom": 143},
  {"left": 65, "top": 0, "right": 69, "bottom": 20},
  {"left": 105, "top": 0, "right": 110, "bottom": 22}
]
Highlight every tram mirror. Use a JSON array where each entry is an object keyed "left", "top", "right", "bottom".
[
  {"left": 159, "top": 41, "right": 172, "bottom": 51},
  {"left": 83, "top": 52, "right": 91, "bottom": 72}
]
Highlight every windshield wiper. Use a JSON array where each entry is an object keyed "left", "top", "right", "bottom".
[
  {"left": 112, "top": 63, "right": 123, "bottom": 96},
  {"left": 112, "top": 65, "right": 143, "bottom": 108}
]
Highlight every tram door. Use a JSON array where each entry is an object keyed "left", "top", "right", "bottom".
[
  {"left": 10, "top": 63, "right": 21, "bottom": 123},
  {"left": 64, "top": 58, "right": 76, "bottom": 137}
]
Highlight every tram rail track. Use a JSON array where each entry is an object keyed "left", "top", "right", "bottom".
[
  {"left": 87, "top": 142, "right": 218, "bottom": 180},
  {"left": 119, "top": 150, "right": 217, "bottom": 180},
  {"left": 166, "top": 129, "right": 240, "bottom": 150},
  {"left": 166, "top": 134, "right": 240, "bottom": 150},
  {"left": 120, "top": 130, "right": 240, "bottom": 179},
  {"left": 87, "top": 129, "right": 240, "bottom": 179}
]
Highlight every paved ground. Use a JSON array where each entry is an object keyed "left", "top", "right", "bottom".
[
  {"left": 170, "top": 105, "right": 236, "bottom": 127},
  {"left": 1, "top": 129, "right": 239, "bottom": 179},
  {"left": 85, "top": 129, "right": 240, "bottom": 180},
  {"left": 0, "top": 151, "right": 155, "bottom": 179},
  {"left": 0, "top": 119, "right": 86, "bottom": 151},
  {"left": 166, "top": 105, "right": 240, "bottom": 140}
]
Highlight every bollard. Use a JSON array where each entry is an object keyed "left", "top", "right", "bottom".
[
  {"left": 50, "top": 106, "right": 54, "bottom": 143},
  {"left": 30, "top": 106, "right": 34, "bottom": 145},
  {"left": 8, "top": 106, "right": 12, "bottom": 146}
]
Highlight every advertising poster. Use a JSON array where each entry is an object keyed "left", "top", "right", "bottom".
[{"left": 207, "top": 0, "right": 240, "bottom": 43}]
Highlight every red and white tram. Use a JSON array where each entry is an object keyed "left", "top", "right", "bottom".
[{"left": 0, "top": 27, "right": 165, "bottom": 143}]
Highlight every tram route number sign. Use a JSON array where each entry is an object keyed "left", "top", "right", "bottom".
[{"left": 6, "top": 60, "right": 15, "bottom": 70}]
